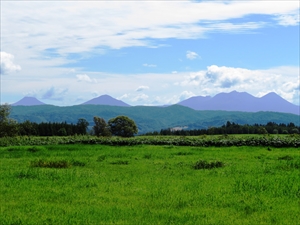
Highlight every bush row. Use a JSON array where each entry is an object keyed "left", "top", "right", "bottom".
[{"left": 0, "top": 135, "right": 299, "bottom": 147}]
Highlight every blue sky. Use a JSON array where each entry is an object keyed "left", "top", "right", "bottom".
[{"left": 1, "top": 1, "right": 299, "bottom": 106}]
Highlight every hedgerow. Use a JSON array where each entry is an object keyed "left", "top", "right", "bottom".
[{"left": 0, "top": 134, "right": 299, "bottom": 147}]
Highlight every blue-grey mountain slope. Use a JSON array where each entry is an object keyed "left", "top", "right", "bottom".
[
  {"left": 12, "top": 97, "right": 46, "bottom": 106},
  {"left": 178, "top": 91, "right": 299, "bottom": 115},
  {"left": 11, "top": 104, "right": 300, "bottom": 134},
  {"left": 81, "top": 94, "right": 130, "bottom": 107}
]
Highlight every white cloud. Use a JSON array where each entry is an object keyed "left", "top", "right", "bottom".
[
  {"left": 186, "top": 51, "right": 200, "bottom": 60},
  {"left": 276, "top": 13, "right": 300, "bottom": 26},
  {"left": 181, "top": 65, "right": 260, "bottom": 88},
  {"left": 132, "top": 94, "right": 149, "bottom": 102},
  {"left": 76, "top": 74, "right": 97, "bottom": 83},
  {"left": 92, "top": 91, "right": 99, "bottom": 97},
  {"left": 0, "top": 52, "right": 21, "bottom": 75},
  {"left": 41, "top": 86, "right": 68, "bottom": 101},
  {"left": 2, "top": 1, "right": 298, "bottom": 66},
  {"left": 179, "top": 65, "right": 300, "bottom": 105},
  {"left": 143, "top": 64, "right": 157, "bottom": 68},
  {"left": 179, "top": 91, "right": 196, "bottom": 101},
  {"left": 163, "top": 91, "right": 196, "bottom": 105},
  {"left": 119, "top": 93, "right": 130, "bottom": 100},
  {"left": 282, "top": 81, "right": 300, "bottom": 92},
  {"left": 136, "top": 86, "right": 150, "bottom": 92}
]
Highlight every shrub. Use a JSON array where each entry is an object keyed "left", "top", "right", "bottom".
[
  {"left": 278, "top": 155, "right": 293, "bottom": 160},
  {"left": 291, "top": 128, "right": 299, "bottom": 134},
  {"left": 97, "top": 155, "right": 106, "bottom": 162},
  {"left": 70, "top": 159, "right": 86, "bottom": 167},
  {"left": 174, "top": 151, "right": 193, "bottom": 156},
  {"left": 193, "top": 160, "right": 224, "bottom": 170},
  {"left": 258, "top": 127, "right": 268, "bottom": 135},
  {"left": 27, "top": 146, "right": 42, "bottom": 152},
  {"left": 30, "top": 159, "right": 86, "bottom": 168},
  {"left": 16, "top": 169, "right": 38, "bottom": 179},
  {"left": 31, "top": 159, "right": 70, "bottom": 168},
  {"left": 57, "top": 128, "right": 67, "bottom": 136},
  {"left": 110, "top": 160, "right": 129, "bottom": 165},
  {"left": 143, "top": 153, "right": 152, "bottom": 159}
]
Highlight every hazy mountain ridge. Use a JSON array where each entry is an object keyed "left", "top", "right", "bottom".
[
  {"left": 178, "top": 91, "right": 299, "bottom": 115},
  {"left": 11, "top": 104, "right": 300, "bottom": 134},
  {"left": 11, "top": 91, "right": 299, "bottom": 115}
]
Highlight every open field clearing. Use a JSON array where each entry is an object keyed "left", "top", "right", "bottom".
[{"left": 0, "top": 144, "right": 299, "bottom": 224}]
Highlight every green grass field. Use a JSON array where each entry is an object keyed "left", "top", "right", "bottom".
[{"left": 0, "top": 144, "right": 299, "bottom": 224}]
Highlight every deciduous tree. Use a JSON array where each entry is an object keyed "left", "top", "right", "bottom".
[
  {"left": 108, "top": 115, "right": 138, "bottom": 137},
  {"left": 93, "top": 116, "right": 111, "bottom": 136},
  {"left": 0, "top": 103, "right": 19, "bottom": 137},
  {"left": 77, "top": 118, "right": 89, "bottom": 135}
]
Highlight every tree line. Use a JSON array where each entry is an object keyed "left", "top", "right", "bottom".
[
  {"left": 0, "top": 104, "right": 138, "bottom": 137},
  {"left": 18, "top": 119, "right": 89, "bottom": 136},
  {"left": 1, "top": 103, "right": 299, "bottom": 137},
  {"left": 152, "top": 121, "right": 299, "bottom": 136}
]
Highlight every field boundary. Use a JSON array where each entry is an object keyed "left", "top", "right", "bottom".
[{"left": 1, "top": 134, "right": 299, "bottom": 147}]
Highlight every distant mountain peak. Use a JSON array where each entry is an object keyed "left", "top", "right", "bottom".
[
  {"left": 81, "top": 95, "right": 130, "bottom": 107},
  {"left": 261, "top": 92, "right": 282, "bottom": 98},
  {"left": 178, "top": 91, "right": 299, "bottom": 115},
  {"left": 12, "top": 97, "right": 46, "bottom": 106}
]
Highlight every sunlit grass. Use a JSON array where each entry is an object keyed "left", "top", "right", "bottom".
[{"left": 0, "top": 144, "right": 299, "bottom": 224}]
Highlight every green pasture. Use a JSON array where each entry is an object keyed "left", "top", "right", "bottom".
[{"left": 0, "top": 144, "right": 299, "bottom": 224}]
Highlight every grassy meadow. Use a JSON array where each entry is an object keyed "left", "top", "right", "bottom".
[{"left": 0, "top": 142, "right": 299, "bottom": 224}]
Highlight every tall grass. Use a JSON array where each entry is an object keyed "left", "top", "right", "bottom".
[{"left": 0, "top": 144, "right": 299, "bottom": 224}]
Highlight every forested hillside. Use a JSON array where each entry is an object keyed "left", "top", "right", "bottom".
[{"left": 11, "top": 105, "right": 300, "bottom": 134}]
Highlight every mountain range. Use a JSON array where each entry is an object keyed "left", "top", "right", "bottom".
[
  {"left": 10, "top": 104, "right": 300, "bottom": 134},
  {"left": 11, "top": 91, "right": 299, "bottom": 115},
  {"left": 177, "top": 91, "right": 299, "bottom": 115}
]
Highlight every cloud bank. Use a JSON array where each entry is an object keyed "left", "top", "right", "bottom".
[
  {"left": 2, "top": 1, "right": 299, "bottom": 62},
  {"left": 179, "top": 65, "right": 299, "bottom": 105}
]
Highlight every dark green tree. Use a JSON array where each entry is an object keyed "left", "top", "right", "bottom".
[
  {"left": 76, "top": 118, "right": 89, "bottom": 135},
  {"left": 19, "top": 120, "right": 37, "bottom": 136},
  {"left": 291, "top": 128, "right": 299, "bottom": 134},
  {"left": 57, "top": 127, "right": 67, "bottom": 136},
  {"left": 93, "top": 116, "right": 111, "bottom": 137},
  {"left": 108, "top": 115, "right": 138, "bottom": 137},
  {"left": 257, "top": 127, "right": 268, "bottom": 135},
  {"left": 0, "top": 103, "right": 19, "bottom": 137}
]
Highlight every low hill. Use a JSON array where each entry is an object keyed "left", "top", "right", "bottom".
[{"left": 11, "top": 105, "right": 300, "bottom": 134}]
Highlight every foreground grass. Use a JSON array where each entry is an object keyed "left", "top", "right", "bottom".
[{"left": 0, "top": 144, "right": 299, "bottom": 224}]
